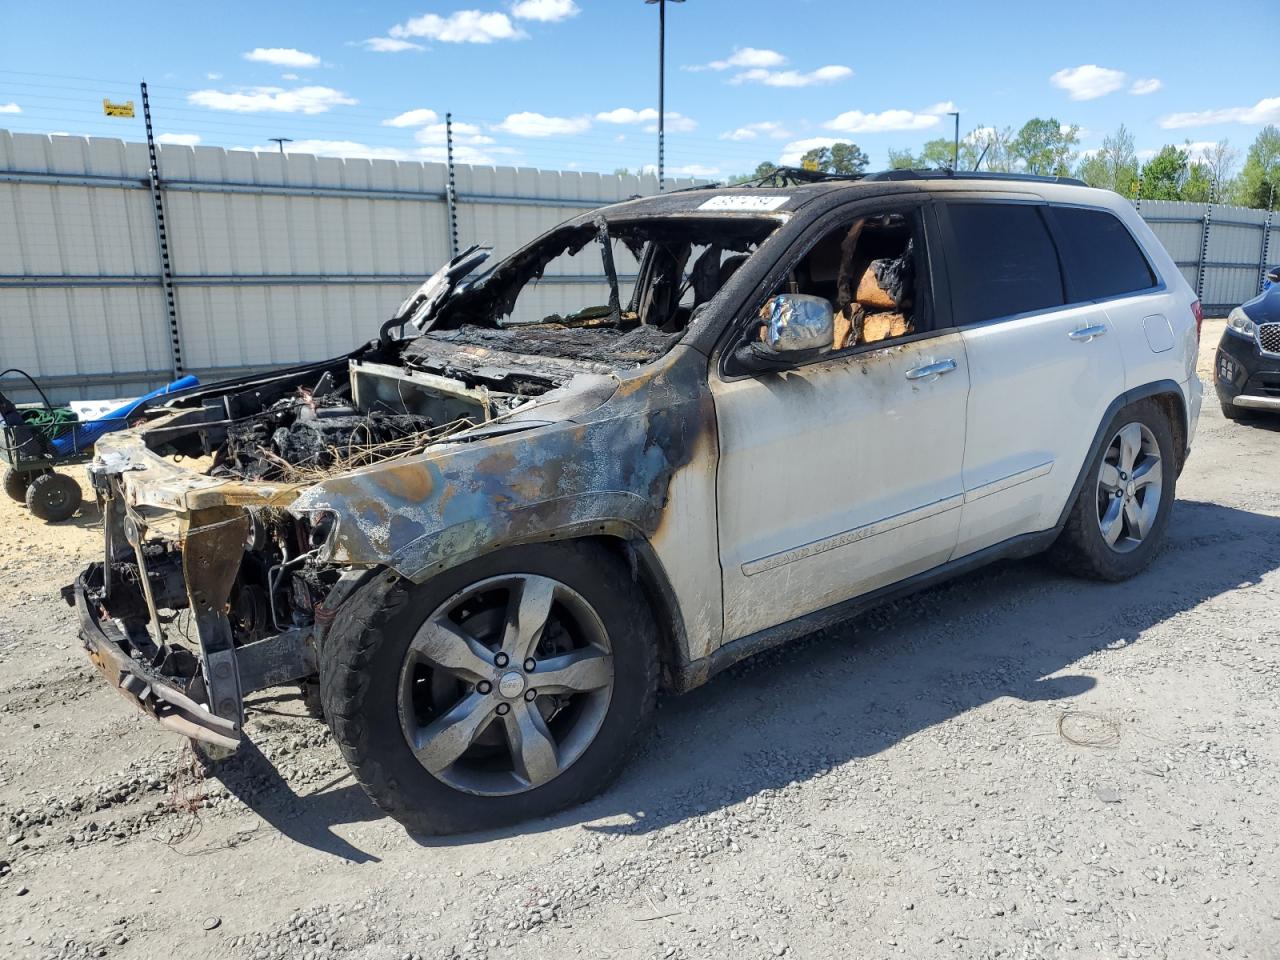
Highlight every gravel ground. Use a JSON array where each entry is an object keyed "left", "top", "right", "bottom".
[{"left": 1, "top": 319, "right": 1277, "bottom": 959}]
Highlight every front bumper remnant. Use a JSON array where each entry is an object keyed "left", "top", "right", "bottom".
[{"left": 71, "top": 572, "right": 241, "bottom": 750}]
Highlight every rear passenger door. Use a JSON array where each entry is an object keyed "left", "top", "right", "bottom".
[{"left": 937, "top": 200, "right": 1125, "bottom": 558}]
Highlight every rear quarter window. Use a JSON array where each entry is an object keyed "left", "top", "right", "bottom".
[
  {"left": 944, "top": 202, "right": 1065, "bottom": 326},
  {"left": 1047, "top": 205, "right": 1157, "bottom": 301}
]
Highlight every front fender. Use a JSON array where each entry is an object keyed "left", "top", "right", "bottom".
[{"left": 292, "top": 349, "right": 704, "bottom": 583}]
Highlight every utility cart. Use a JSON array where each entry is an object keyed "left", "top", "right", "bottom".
[{"left": 1, "top": 371, "right": 198, "bottom": 522}]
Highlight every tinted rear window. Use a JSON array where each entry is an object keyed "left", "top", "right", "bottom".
[
  {"left": 1048, "top": 206, "right": 1157, "bottom": 301},
  {"left": 946, "top": 203, "right": 1065, "bottom": 325}
]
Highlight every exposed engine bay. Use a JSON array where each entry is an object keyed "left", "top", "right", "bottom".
[{"left": 66, "top": 210, "right": 782, "bottom": 747}]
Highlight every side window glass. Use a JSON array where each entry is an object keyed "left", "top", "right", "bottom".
[
  {"left": 755, "top": 207, "right": 931, "bottom": 351},
  {"left": 1047, "top": 206, "right": 1157, "bottom": 301},
  {"left": 946, "top": 203, "right": 1065, "bottom": 326}
]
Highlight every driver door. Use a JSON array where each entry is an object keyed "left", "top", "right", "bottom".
[{"left": 710, "top": 201, "right": 970, "bottom": 641}]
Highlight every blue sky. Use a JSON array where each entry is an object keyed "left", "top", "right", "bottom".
[{"left": 1, "top": 0, "right": 1276, "bottom": 178}]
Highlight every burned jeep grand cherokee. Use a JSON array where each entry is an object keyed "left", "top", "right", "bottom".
[{"left": 66, "top": 173, "right": 1202, "bottom": 834}]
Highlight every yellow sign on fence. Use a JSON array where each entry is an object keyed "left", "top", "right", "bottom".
[{"left": 102, "top": 99, "right": 134, "bottom": 118}]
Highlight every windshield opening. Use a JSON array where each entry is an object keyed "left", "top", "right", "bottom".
[{"left": 408, "top": 215, "right": 779, "bottom": 369}]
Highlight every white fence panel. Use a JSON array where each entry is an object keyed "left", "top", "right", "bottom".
[{"left": 3, "top": 128, "right": 1274, "bottom": 405}]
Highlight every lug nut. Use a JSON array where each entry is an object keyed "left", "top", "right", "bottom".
[
  {"left": 494, "top": 653, "right": 509, "bottom": 667},
  {"left": 476, "top": 680, "right": 492, "bottom": 694},
  {"left": 524, "top": 689, "right": 537, "bottom": 701},
  {"left": 496, "top": 702, "right": 510, "bottom": 715},
  {"left": 523, "top": 658, "right": 536, "bottom": 672},
  {"left": 1119, "top": 471, "right": 1127, "bottom": 481}
]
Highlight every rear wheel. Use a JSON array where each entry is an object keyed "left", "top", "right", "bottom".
[
  {"left": 1219, "top": 400, "right": 1245, "bottom": 421},
  {"left": 320, "top": 541, "right": 658, "bottom": 834},
  {"left": 25, "top": 471, "right": 81, "bottom": 522},
  {"left": 3, "top": 467, "right": 32, "bottom": 503},
  {"left": 1050, "top": 400, "right": 1176, "bottom": 581}
]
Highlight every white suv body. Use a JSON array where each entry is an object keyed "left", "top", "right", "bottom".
[{"left": 71, "top": 172, "right": 1203, "bottom": 833}]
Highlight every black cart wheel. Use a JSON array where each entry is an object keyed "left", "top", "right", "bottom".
[
  {"left": 25, "top": 472, "right": 82, "bottom": 522},
  {"left": 3, "top": 467, "right": 32, "bottom": 503}
]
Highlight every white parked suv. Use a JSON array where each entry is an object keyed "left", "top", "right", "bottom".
[{"left": 70, "top": 169, "right": 1203, "bottom": 833}]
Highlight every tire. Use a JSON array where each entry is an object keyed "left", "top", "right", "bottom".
[
  {"left": 320, "top": 541, "right": 659, "bottom": 835},
  {"left": 1219, "top": 400, "right": 1245, "bottom": 421},
  {"left": 1049, "top": 399, "right": 1177, "bottom": 581},
  {"left": 3, "top": 467, "right": 31, "bottom": 504},
  {"left": 24, "top": 471, "right": 81, "bottom": 522}
]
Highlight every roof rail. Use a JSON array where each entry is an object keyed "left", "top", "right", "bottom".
[
  {"left": 863, "top": 169, "right": 1087, "bottom": 187},
  {"left": 734, "top": 165, "right": 865, "bottom": 189}
]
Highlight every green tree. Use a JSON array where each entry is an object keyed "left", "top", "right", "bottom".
[
  {"left": 886, "top": 147, "right": 916, "bottom": 170},
  {"left": 967, "top": 125, "right": 1017, "bottom": 172},
  {"left": 1238, "top": 125, "right": 1280, "bottom": 209},
  {"left": 800, "top": 142, "right": 869, "bottom": 175},
  {"left": 1012, "top": 118, "right": 1080, "bottom": 176},
  {"left": 1191, "top": 139, "right": 1239, "bottom": 200},
  {"left": 1077, "top": 124, "right": 1139, "bottom": 197},
  {"left": 1139, "top": 145, "right": 1190, "bottom": 200},
  {"left": 1182, "top": 162, "right": 1214, "bottom": 203},
  {"left": 917, "top": 138, "right": 959, "bottom": 170}
]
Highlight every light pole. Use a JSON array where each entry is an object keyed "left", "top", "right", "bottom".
[
  {"left": 644, "top": 0, "right": 684, "bottom": 191},
  {"left": 947, "top": 112, "right": 960, "bottom": 171},
  {"left": 269, "top": 137, "right": 292, "bottom": 156}
]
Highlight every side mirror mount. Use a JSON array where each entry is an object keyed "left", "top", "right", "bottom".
[{"left": 734, "top": 294, "right": 834, "bottom": 371}]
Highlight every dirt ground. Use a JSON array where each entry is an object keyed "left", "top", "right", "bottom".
[{"left": 1, "top": 319, "right": 1277, "bottom": 960}]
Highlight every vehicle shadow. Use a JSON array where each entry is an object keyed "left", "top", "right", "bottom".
[
  {"left": 413, "top": 498, "right": 1280, "bottom": 847},
  {"left": 208, "top": 738, "right": 384, "bottom": 863}
]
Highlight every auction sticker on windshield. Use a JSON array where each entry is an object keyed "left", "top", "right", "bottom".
[{"left": 697, "top": 195, "right": 790, "bottom": 212}]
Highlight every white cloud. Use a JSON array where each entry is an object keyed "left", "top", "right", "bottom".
[
  {"left": 779, "top": 137, "right": 846, "bottom": 166},
  {"left": 1136, "top": 148, "right": 1157, "bottom": 161},
  {"left": 243, "top": 47, "right": 321, "bottom": 69},
  {"left": 413, "top": 121, "right": 494, "bottom": 145},
  {"left": 643, "top": 113, "right": 696, "bottom": 133},
  {"left": 0, "top": 102, "right": 21, "bottom": 114},
  {"left": 1183, "top": 140, "right": 1217, "bottom": 160},
  {"left": 361, "top": 37, "right": 425, "bottom": 53},
  {"left": 595, "top": 107, "right": 659, "bottom": 125},
  {"left": 822, "top": 105, "right": 946, "bottom": 134},
  {"left": 492, "top": 111, "right": 589, "bottom": 136},
  {"left": 920, "top": 101, "right": 958, "bottom": 116},
  {"left": 188, "top": 85, "right": 357, "bottom": 114},
  {"left": 511, "top": 0, "right": 580, "bottom": 22},
  {"left": 1050, "top": 64, "right": 1127, "bottom": 101},
  {"left": 691, "top": 47, "right": 787, "bottom": 71},
  {"left": 668, "top": 163, "right": 720, "bottom": 177},
  {"left": 205, "top": 72, "right": 222, "bottom": 80},
  {"left": 720, "top": 121, "right": 792, "bottom": 141},
  {"left": 281, "top": 73, "right": 299, "bottom": 81},
  {"left": 156, "top": 133, "right": 201, "bottom": 146},
  {"left": 390, "top": 11, "right": 525, "bottom": 44},
  {"left": 383, "top": 108, "right": 440, "bottom": 127},
  {"left": 1159, "top": 97, "right": 1280, "bottom": 129},
  {"left": 1130, "top": 77, "right": 1162, "bottom": 96},
  {"left": 731, "top": 65, "right": 852, "bottom": 88}
]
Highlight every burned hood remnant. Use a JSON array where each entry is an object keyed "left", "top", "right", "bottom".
[{"left": 65, "top": 198, "right": 784, "bottom": 752}]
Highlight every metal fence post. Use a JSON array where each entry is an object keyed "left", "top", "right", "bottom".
[
  {"left": 1195, "top": 190, "right": 1215, "bottom": 303},
  {"left": 444, "top": 113, "right": 459, "bottom": 259},
  {"left": 1260, "top": 206, "right": 1275, "bottom": 295},
  {"left": 140, "top": 81, "right": 183, "bottom": 378}
]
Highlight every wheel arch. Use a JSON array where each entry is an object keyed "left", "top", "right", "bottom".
[
  {"left": 387, "top": 523, "right": 690, "bottom": 693},
  {"left": 1054, "top": 379, "right": 1187, "bottom": 533}
]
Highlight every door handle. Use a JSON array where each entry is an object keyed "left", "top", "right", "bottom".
[
  {"left": 905, "top": 358, "right": 958, "bottom": 381},
  {"left": 1068, "top": 323, "right": 1108, "bottom": 342}
]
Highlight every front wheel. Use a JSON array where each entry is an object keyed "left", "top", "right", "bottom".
[
  {"left": 1050, "top": 399, "right": 1177, "bottom": 581},
  {"left": 320, "top": 541, "right": 658, "bottom": 834}
]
